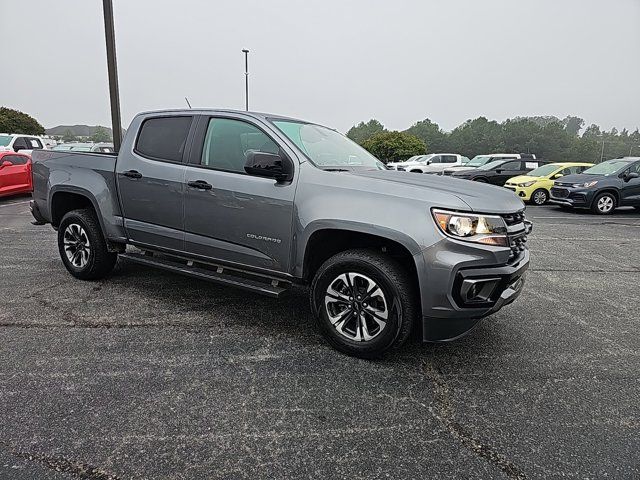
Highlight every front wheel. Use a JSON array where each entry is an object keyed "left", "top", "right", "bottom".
[
  {"left": 310, "top": 249, "right": 417, "bottom": 358},
  {"left": 591, "top": 192, "right": 616, "bottom": 215},
  {"left": 531, "top": 188, "right": 549, "bottom": 205},
  {"left": 57, "top": 208, "right": 117, "bottom": 280}
]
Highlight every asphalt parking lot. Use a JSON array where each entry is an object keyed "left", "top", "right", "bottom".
[{"left": 0, "top": 195, "right": 638, "bottom": 479}]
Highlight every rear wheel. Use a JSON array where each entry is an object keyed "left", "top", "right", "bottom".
[
  {"left": 310, "top": 249, "right": 417, "bottom": 358},
  {"left": 591, "top": 192, "right": 616, "bottom": 215},
  {"left": 57, "top": 208, "right": 117, "bottom": 280},
  {"left": 531, "top": 188, "right": 549, "bottom": 205}
]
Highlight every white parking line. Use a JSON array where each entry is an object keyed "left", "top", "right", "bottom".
[{"left": 0, "top": 200, "right": 30, "bottom": 208}]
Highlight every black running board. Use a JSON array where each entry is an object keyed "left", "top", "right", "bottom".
[{"left": 119, "top": 252, "right": 288, "bottom": 298}]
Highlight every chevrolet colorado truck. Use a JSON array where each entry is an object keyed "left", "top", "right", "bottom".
[{"left": 30, "top": 109, "right": 531, "bottom": 357}]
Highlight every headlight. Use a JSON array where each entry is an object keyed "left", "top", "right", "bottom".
[
  {"left": 572, "top": 181, "right": 598, "bottom": 188},
  {"left": 432, "top": 209, "right": 508, "bottom": 246},
  {"left": 518, "top": 181, "right": 536, "bottom": 187}
]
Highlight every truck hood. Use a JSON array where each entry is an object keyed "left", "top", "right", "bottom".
[{"left": 349, "top": 169, "right": 525, "bottom": 213}]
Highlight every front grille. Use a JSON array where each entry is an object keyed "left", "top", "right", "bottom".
[
  {"left": 501, "top": 211, "right": 528, "bottom": 261},
  {"left": 551, "top": 187, "right": 569, "bottom": 198}
]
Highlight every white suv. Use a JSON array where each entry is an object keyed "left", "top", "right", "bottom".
[
  {"left": 0, "top": 134, "right": 48, "bottom": 155},
  {"left": 388, "top": 153, "right": 469, "bottom": 174}
]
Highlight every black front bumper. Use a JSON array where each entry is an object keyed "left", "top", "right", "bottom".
[{"left": 549, "top": 187, "right": 594, "bottom": 207}]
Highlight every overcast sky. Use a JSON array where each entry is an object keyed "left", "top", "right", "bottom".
[{"left": 1, "top": 0, "right": 639, "bottom": 133}]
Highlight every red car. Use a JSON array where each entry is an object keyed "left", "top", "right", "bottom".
[{"left": 0, "top": 151, "right": 32, "bottom": 197}]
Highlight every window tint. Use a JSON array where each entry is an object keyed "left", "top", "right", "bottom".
[
  {"left": 201, "top": 118, "right": 279, "bottom": 173},
  {"left": 630, "top": 162, "right": 640, "bottom": 174},
  {"left": 13, "top": 137, "right": 29, "bottom": 150},
  {"left": 561, "top": 166, "right": 582, "bottom": 175},
  {"left": 501, "top": 161, "right": 521, "bottom": 171},
  {"left": 443, "top": 155, "right": 457, "bottom": 163},
  {"left": 136, "top": 116, "right": 193, "bottom": 162},
  {"left": 4, "top": 155, "right": 28, "bottom": 165},
  {"left": 429, "top": 156, "right": 442, "bottom": 164}
]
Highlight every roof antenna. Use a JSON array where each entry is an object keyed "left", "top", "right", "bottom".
[{"left": 185, "top": 97, "right": 192, "bottom": 109}]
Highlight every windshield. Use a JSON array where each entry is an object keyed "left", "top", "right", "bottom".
[
  {"left": 583, "top": 160, "right": 631, "bottom": 176},
  {"left": 527, "top": 164, "right": 559, "bottom": 177},
  {"left": 466, "top": 155, "right": 493, "bottom": 167},
  {"left": 273, "top": 120, "right": 386, "bottom": 170},
  {"left": 0, "top": 135, "right": 12, "bottom": 147},
  {"left": 477, "top": 160, "right": 505, "bottom": 170}
]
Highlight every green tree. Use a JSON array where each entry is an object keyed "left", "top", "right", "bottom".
[
  {"left": 404, "top": 118, "right": 449, "bottom": 152},
  {"left": 62, "top": 129, "right": 76, "bottom": 143},
  {"left": 0, "top": 107, "right": 45, "bottom": 135},
  {"left": 346, "top": 119, "right": 385, "bottom": 144},
  {"left": 448, "top": 117, "right": 504, "bottom": 157},
  {"left": 562, "top": 116, "right": 585, "bottom": 136},
  {"left": 361, "top": 131, "right": 426, "bottom": 164},
  {"left": 90, "top": 126, "right": 112, "bottom": 143}
]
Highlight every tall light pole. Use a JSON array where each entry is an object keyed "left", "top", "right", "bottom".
[
  {"left": 600, "top": 138, "right": 605, "bottom": 162},
  {"left": 242, "top": 49, "right": 249, "bottom": 111},
  {"left": 102, "top": 0, "right": 122, "bottom": 151}
]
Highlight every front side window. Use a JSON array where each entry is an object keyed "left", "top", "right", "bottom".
[
  {"left": 273, "top": 120, "right": 386, "bottom": 170},
  {"left": 429, "top": 156, "right": 442, "bottom": 164},
  {"left": 13, "top": 137, "right": 28, "bottom": 150},
  {"left": 501, "top": 161, "right": 522, "bottom": 171},
  {"left": 201, "top": 118, "right": 279, "bottom": 173},
  {"left": 136, "top": 116, "right": 193, "bottom": 162}
]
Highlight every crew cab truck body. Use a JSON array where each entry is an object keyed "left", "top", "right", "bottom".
[{"left": 31, "top": 109, "right": 531, "bottom": 357}]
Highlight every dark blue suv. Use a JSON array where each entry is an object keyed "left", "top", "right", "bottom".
[{"left": 550, "top": 158, "right": 640, "bottom": 214}]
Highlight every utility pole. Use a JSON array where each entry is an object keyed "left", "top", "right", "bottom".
[
  {"left": 102, "top": 0, "right": 122, "bottom": 152},
  {"left": 242, "top": 49, "right": 249, "bottom": 111}
]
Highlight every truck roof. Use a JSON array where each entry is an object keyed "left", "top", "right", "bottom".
[{"left": 136, "top": 108, "right": 313, "bottom": 125}]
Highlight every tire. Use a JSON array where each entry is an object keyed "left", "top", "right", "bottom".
[
  {"left": 310, "top": 249, "right": 417, "bottom": 358},
  {"left": 590, "top": 192, "right": 617, "bottom": 215},
  {"left": 57, "top": 208, "right": 117, "bottom": 280},
  {"left": 531, "top": 188, "right": 549, "bottom": 205}
]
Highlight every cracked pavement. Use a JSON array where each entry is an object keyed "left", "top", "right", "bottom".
[{"left": 1, "top": 195, "right": 639, "bottom": 479}]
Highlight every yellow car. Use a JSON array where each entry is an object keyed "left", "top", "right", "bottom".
[{"left": 505, "top": 162, "right": 594, "bottom": 205}]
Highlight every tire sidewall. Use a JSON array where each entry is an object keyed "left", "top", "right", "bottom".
[
  {"left": 532, "top": 188, "right": 549, "bottom": 205},
  {"left": 592, "top": 192, "right": 616, "bottom": 215},
  {"left": 312, "top": 258, "right": 404, "bottom": 356},
  {"left": 57, "top": 212, "right": 98, "bottom": 278}
]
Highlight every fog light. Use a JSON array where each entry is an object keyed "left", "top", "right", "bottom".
[{"left": 460, "top": 278, "right": 500, "bottom": 304}]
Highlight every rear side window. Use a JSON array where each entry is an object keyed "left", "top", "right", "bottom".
[
  {"left": 443, "top": 155, "right": 457, "bottom": 163},
  {"left": 28, "top": 138, "right": 43, "bottom": 149},
  {"left": 135, "top": 116, "right": 193, "bottom": 162},
  {"left": 4, "top": 155, "right": 28, "bottom": 165}
]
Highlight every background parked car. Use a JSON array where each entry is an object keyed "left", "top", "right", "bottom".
[
  {"left": 505, "top": 162, "right": 594, "bottom": 205},
  {"left": 443, "top": 153, "right": 536, "bottom": 176},
  {"left": 0, "top": 134, "right": 47, "bottom": 155},
  {"left": 388, "top": 153, "right": 469, "bottom": 173},
  {"left": 0, "top": 151, "right": 32, "bottom": 197},
  {"left": 549, "top": 157, "right": 640, "bottom": 214},
  {"left": 52, "top": 142, "right": 115, "bottom": 153},
  {"left": 451, "top": 158, "right": 549, "bottom": 186}
]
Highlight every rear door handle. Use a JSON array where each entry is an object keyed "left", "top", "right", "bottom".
[
  {"left": 123, "top": 170, "right": 142, "bottom": 179},
  {"left": 187, "top": 180, "right": 213, "bottom": 190}
]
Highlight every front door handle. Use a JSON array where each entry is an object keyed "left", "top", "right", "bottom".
[
  {"left": 187, "top": 180, "right": 213, "bottom": 190},
  {"left": 123, "top": 170, "right": 142, "bottom": 179}
]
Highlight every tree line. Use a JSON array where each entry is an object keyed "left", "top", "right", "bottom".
[{"left": 347, "top": 116, "right": 640, "bottom": 164}]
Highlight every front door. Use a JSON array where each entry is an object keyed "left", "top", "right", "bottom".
[
  {"left": 183, "top": 115, "right": 297, "bottom": 274},
  {"left": 115, "top": 115, "right": 194, "bottom": 251},
  {"left": 492, "top": 160, "right": 523, "bottom": 185},
  {"left": 620, "top": 161, "right": 640, "bottom": 206}
]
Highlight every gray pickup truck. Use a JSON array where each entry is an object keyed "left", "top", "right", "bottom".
[{"left": 31, "top": 109, "right": 531, "bottom": 357}]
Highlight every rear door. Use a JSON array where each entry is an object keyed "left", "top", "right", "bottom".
[
  {"left": 182, "top": 115, "right": 297, "bottom": 273},
  {"left": 620, "top": 161, "right": 640, "bottom": 206},
  {"left": 116, "top": 115, "right": 194, "bottom": 251},
  {"left": 0, "top": 154, "right": 31, "bottom": 195}
]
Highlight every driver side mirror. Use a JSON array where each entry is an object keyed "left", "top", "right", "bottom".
[
  {"left": 624, "top": 172, "right": 639, "bottom": 182},
  {"left": 495, "top": 169, "right": 503, "bottom": 174},
  {"left": 0, "top": 160, "right": 12, "bottom": 169},
  {"left": 552, "top": 173, "right": 563, "bottom": 179},
  {"left": 244, "top": 150, "right": 294, "bottom": 183},
  {"left": 426, "top": 160, "right": 432, "bottom": 165}
]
